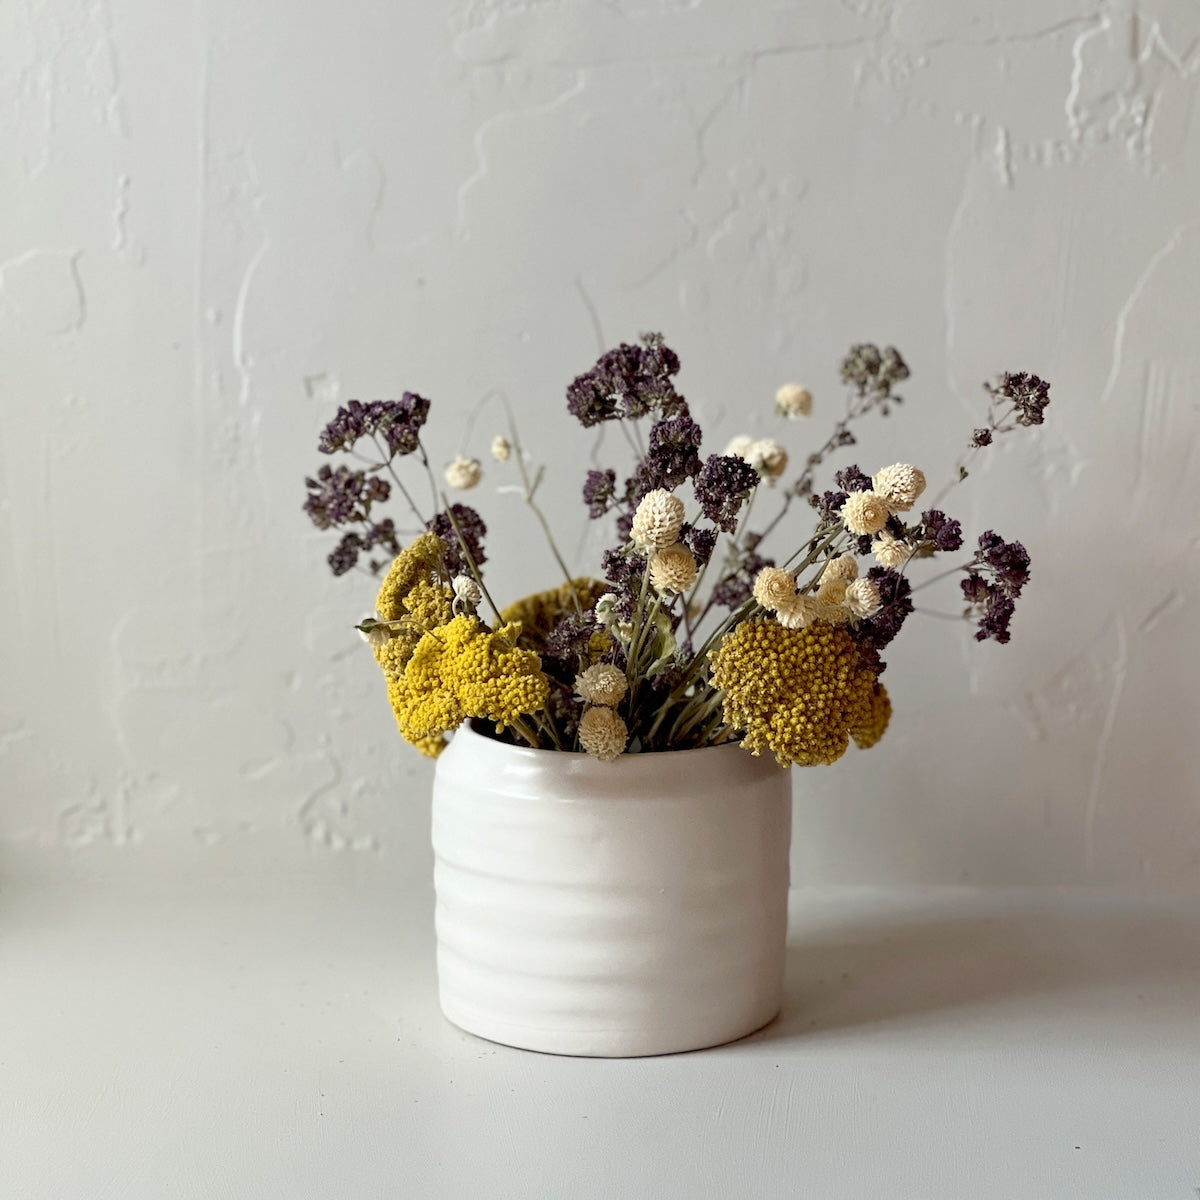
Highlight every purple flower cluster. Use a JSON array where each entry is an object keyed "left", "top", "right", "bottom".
[
  {"left": 565, "top": 333, "right": 684, "bottom": 427},
  {"left": 303, "top": 464, "right": 388, "bottom": 530},
  {"left": 428, "top": 504, "right": 487, "bottom": 576},
  {"left": 680, "top": 523, "right": 718, "bottom": 568},
  {"left": 992, "top": 373, "right": 1050, "bottom": 427},
  {"left": 582, "top": 469, "right": 617, "bottom": 518},
  {"left": 543, "top": 612, "right": 601, "bottom": 677},
  {"left": 318, "top": 394, "right": 431, "bottom": 457},
  {"left": 834, "top": 464, "right": 873, "bottom": 493},
  {"left": 960, "top": 531, "right": 1030, "bottom": 644},
  {"left": 852, "top": 568, "right": 915, "bottom": 674},
  {"left": 326, "top": 520, "right": 400, "bottom": 577},
  {"left": 694, "top": 454, "right": 760, "bottom": 533},
  {"left": 917, "top": 509, "right": 963, "bottom": 553},
  {"left": 638, "top": 414, "right": 703, "bottom": 494}
]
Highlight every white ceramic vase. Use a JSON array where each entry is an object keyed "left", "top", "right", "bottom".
[{"left": 430, "top": 721, "right": 792, "bottom": 1057}]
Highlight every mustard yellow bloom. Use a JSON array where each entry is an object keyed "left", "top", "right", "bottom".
[
  {"left": 501, "top": 578, "right": 608, "bottom": 641},
  {"left": 375, "top": 532, "right": 446, "bottom": 621},
  {"left": 850, "top": 680, "right": 891, "bottom": 749},
  {"left": 386, "top": 615, "right": 549, "bottom": 749},
  {"left": 710, "top": 620, "right": 881, "bottom": 767}
]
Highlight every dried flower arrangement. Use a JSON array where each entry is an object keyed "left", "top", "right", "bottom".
[{"left": 303, "top": 336, "right": 1050, "bottom": 766}]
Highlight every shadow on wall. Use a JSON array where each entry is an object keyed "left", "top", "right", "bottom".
[{"left": 747, "top": 897, "right": 1200, "bottom": 1041}]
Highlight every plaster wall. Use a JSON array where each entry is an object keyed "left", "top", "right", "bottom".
[{"left": 2, "top": 0, "right": 1197, "bottom": 886}]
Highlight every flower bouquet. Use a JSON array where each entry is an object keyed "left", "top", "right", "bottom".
[
  {"left": 304, "top": 335, "right": 1049, "bottom": 770},
  {"left": 303, "top": 334, "right": 1050, "bottom": 1056}
]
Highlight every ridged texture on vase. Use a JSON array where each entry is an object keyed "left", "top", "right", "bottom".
[{"left": 431, "top": 723, "right": 792, "bottom": 1057}]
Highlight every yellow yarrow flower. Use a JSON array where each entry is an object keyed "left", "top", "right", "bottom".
[
  {"left": 710, "top": 619, "right": 882, "bottom": 768},
  {"left": 386, "top": 615, "right": 550, "bottom": 750},
  {"left": 850, "top": 680, "right": 891, "bottom": 749},
  {"left": 375, "top": 531, "right": 446, "bottom": 621},
  {"left": 500, "top": 577, "right": 608, "bottom": 640}
]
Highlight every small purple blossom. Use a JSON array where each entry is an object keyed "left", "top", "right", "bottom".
[
  {"left": 852, "top": 568, "right": 914, "bottom": 674},
  {"left": 971, "top": 427, "right": 993, "bottom": 448},
  {"left": 959, "top": 531, "right": 1031, "bottom": 643},
  {"left": 919, "top": 509, "right": 963, "bottom": 553},
  {"left": 694, "top": 454, "right": 760, "bottom": 533},
  {"left": 681, "top": 523, "right": 718, "bottom": 568},
  {"left": 976, "top": 530, "right": 1031, "bottom": 596},
  {"left": 991, "top": 372, "right": 1050, "bottom": 427},
  {"left": 543, "top": 612, "right": 601, "bottom": 675},
  {"left": 565, "top": 333, "right": 684, "bottom": 427},
  {"left": 710, "top": 533, "right": 773, "bottom": 611},
  {"left": 428, "top": 504, "right": 487, "bottom": 576},
  {"left": 640, "top": 413, "right": 704, "bottom": 493},
  {"left": 303, "top": 464, "right": 388, "bottom": 530},
  {"left": 317, "top": 394, "right": 431, "bottom": 456},
  {"left": 834, "top": 464, "right": 873, "bottom": 493},
  {"left": 327, "top": 531, "right": 363, "bottom": 576},
  {"left": 840, "top": 344, "right": 909, "bottom": 400},
  {"left": 812, "top": 490, "right": 848, "bottom": 523},
  {"left": 582, "top": 469, "right": 617, "bottom": 518}
]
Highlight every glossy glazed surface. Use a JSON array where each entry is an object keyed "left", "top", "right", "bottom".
[{"left": 431, "top": 724, "right": 792, "bottom": 1056}]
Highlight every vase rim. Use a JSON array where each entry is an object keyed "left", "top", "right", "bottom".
[{"left": 455, "top": 717, "right": 766, "bottom": 765}]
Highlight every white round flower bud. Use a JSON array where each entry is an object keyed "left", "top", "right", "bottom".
[
  {"left": 775, "top": 383, "right": 813, "bottom": 418},
  {"left": 841, "top": 490, "right": 890, "bottom": 536},
  {"left": 594, "top": 593, "right": 619, "bottom": 629},
  {"left": 748, "top": 438, "right": 788, "bottom": 480},
  {"left": 845, "top": 577, "right": 882, "bottom": 618},
  {"left": 723, "top": 434, "right": 754, "bottom": 460},
  {"left": 490, "top": 435, "right": 512, "bottom": 462},
  {"left": 444, "top": 455, "right": 482, "bottom": 490},
  {"left": 578, "top": 705, "right": 628, "bottom": 763},
  {"left": 821, "top": 553, "right": 859, "bottom": 583},
  {"left": 872, "top": 463, "right": 926, "bottom": 513},
  {"left": 630, "top": 489, "right": 685, "bottom": 551},
  {"left": 873, "top": 531, "right": 913, "bottom": 570},
  {"left": 752, "top": 566, "right": 798, "bottom": 613},
  {"left": 574, "top": 663, "right": 627, "bottom": 707},
  {"left": 648, "top": 544, "right": 697, "bottom": 594},
  {"left": 452, "top": 574, "right": 482, "bottom": 607},
  {"left": 775, "top": 593, "right": 820, "bottom": 630}
]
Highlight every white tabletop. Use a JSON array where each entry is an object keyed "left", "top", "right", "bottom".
[{"left": 4, "top": 871, "right": 1198, "bottom": 1200}]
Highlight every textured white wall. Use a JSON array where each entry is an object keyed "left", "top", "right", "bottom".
[{"left": 2, "top": 0, "right": 1197, "bottom": 886}]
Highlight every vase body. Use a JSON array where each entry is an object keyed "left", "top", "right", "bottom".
[{"left": 430, "top": 722, "right": 792, "bottom": 1057}]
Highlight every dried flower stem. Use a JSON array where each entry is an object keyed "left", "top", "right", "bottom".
[{"left": 440, "top": 494, "right": 504, "bottom": 625}]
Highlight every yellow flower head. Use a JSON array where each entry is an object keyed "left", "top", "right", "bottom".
[
  {"left": 387, "top": 615, "right": 550, "bottom": 748},
  {"left": 500, "top": 578, "right": 609, "bottom": 642},
  {"left": 710, "top": 619, "right": 882, "bottom": 767},
  {"left": 850, "top": 680, "right": 891, "bottom": 749},
  {"left": 375, "top": 532, "right": 446, "bottom": 621}
]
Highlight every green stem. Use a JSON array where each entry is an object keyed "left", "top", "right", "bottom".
[{"left": 439, "top": 493, "right": 504, "bottom": 625}]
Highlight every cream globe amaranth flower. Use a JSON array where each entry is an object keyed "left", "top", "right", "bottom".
[
  {"left": 775, "top": 593, "right": 819, "bottom": 630},
  {"left": 845, "top": 577, "right": 883, "bottom": 618},
  {"left": 872, "top": 463, "right": 926, "bottom": 512},
  {"left": 630, "top": 488, "right": 685, "bottom": 551},
  {"left": 648, "top": 543, "right": 698, "bottom": 594},
  {"left": 821, "top": 553, "right": 859, "bottom": 583},
  {"left": 444, "top": 454, "right": 482, "bottom": 490},
  {"left": 574, "top": 663, "right": 627, "bottom": 707},
  {"left": 814, "top": 577, "right": 851, "bottom": 625},
  {"left": 451, "top": 574, "right": 482, "bottom": 607},
  {"left": 873, "top": 531, "right": 913, "bottom": 570},
  {"left": 594, "top": 593, "right": 619, "bottom": 629},
  {"left": 747, "top": 438, "right": 788, "bottom": 480},
  {"left": 490, "top": 435, "right": 512, "bottom": 462},
  {"left": 723, "top": 434, "right": 754, "bottom": 459},
  {"left": 841, "top": 490, "right": 890, "bottom": 536},
  {"left": 578, "top": 704, "right": 628, "bottom": 762},
  {"left": 775, "top": 383, "right": 813, "bottom": 419},
  {"left": 752, "top": 566, "right": 798, "bottom": 613}
]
